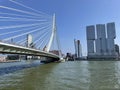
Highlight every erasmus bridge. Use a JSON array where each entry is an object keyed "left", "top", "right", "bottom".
[{"left": 0, "top": 0, "right": 62, "bottom": 61}]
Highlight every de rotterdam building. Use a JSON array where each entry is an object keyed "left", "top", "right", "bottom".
[{"left": 86, "top": 22, "right": 116, "bottom": 59}]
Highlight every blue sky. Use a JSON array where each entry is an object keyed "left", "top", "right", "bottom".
[{"left": 1, "top": 0, "right": 120, "bottom": 56}]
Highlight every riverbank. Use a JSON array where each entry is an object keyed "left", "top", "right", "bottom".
[{"left": 0, "top": 60, "right": 20, "bottom": 63}]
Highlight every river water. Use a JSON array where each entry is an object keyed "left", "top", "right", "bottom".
[{"left": 0, "top": 60, "right": 120, "bottom": 90}]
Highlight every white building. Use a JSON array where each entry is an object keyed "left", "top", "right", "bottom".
[{"left": 27, "top": 34, "right": 33, "bottom": 47}]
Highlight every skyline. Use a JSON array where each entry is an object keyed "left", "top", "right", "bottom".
[{"left": 0, "top": 0, "right": 120, "bottom": 56}]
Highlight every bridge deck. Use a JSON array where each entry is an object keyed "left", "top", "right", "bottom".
[{"left": 0, "top": 42, "right": 60, "bottom": 59}]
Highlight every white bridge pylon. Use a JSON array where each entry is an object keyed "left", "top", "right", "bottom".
[
  {"left": 47, "top": 14, "right": 62, "bottom": 58},
  {"left": 46, "top": 14, "right": 56, "bottom": 52},
  {"left": 0, "top": 0, "right": 62, "bottom": 60}
]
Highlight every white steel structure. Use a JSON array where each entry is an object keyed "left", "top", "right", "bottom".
[
  {"left": 0, "top": 0, "right": 62, "bottom": 61},
  {"left": 46, "top": 14, "right": 62, "bottom": 59},
  {"left": 0, "top": 41, "right": 59, "bottom": 59},
  {"left": 47, "top": 14, "right": 56, "bottom": 52}
]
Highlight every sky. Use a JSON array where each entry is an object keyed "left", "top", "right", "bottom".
[{"left": 0, "top": 0, "right": 120, "bottom": 56}]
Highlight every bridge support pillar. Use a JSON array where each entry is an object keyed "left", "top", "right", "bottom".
[{"left": 40, "top": 57, "right": 59, "bottom": 63}]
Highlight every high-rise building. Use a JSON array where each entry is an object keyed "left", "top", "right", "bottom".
[
  {"left": 115, "top": 44, "right": 119, "bottom": 56},
  {"left": 27, "top": 34, "right": 33, "bottom": 47},
  {"left": 96, "top": 24, "right": 107, "bottom": 55},
  {"left": 74, "top": 39, "right": 82, "bottom": 58},
  {"left": 86, "top": 22, "right": 117, "bottom": 59},
  {"left": 106, "top": 22, "right": 116, "bottom": 55},
  {"left": 107, "top": 22, "right": 116, "bottom": 39},
  {"left": 96, "top": 24, "right": 106, "bottom": 39},
  {"left": 74, "top": 39, "right": 77, "bottom": 58},
  {"left": 107, "top": 38, "right": 115, "bottom": 55},
  {"left": 77, "top": 40, "right": 82, "bottom": 58},
  {"left": 86, "top": 26, "right": 95, "bottom": 56},
  {"left": 86, "top": 26, "right": 95, "bottom": 40},
  {"left": 87, "top": 40, "right": 95, "bottom": 54},
  {"left": 95, "top": 39, "right": 101, "bottom": 55}
]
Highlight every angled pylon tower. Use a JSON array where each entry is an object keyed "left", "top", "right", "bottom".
[
  {"left": 46, "top": 14, "right": 62, "bottom": 59},
  {"left": 46, "top": 14, "right": 56, "bottom": 52}
]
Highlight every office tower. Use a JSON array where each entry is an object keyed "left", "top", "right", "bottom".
[
  {"left": 115, "top": 44, "right": 119, "bottom": 55},
  {"left": 86, "top": 26, "right": 95, "bottom": 40},
  {"left": 27, "top": 34, "right": 33, "bottom": 47},
  {"left": 107, "top": 22, "right": 116, "bottom": 39},
  {"left": 96, "top": 24, "right": 107, "bottom": 55},
  {"left": 86, "top": 22, "right": 117, "bottom": 59},
  {"left": 107, "top": 22, "right": 116, "bottom": 55},
  {"left": 95, "top": 39, "right": 101, "bottom": 55},
  {"left": 74, "top": 39, "right": 77, "bottom": 58},
  {"left": 107, "top": 38, "right": 115, "bottom": 55},
  {"left": 74, "top": 39, "right": 82, "bottom": 58},
  {"left": 77, "top": 40, "right": 82, "bottom": 58},
  {"left": 86, "top": 25, "right": 95, "bottom": 56},
  {"left": 96, "top": 24, "right": 106, "bottom": 38}
]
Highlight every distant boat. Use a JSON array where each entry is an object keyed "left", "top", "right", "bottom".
[
  {"left": 57, "top": 58, "right": 65, "bottom": 63},
  {"left": 60, "top": 59, "right": 65, "bottom": 62}
]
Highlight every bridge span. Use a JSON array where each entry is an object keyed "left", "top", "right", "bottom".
[
  {"left": 0, "top": 41, "right": 60, "bottom": 60},
  {"left": 0, "top": 0, "right": 62, "bottom": 62}
]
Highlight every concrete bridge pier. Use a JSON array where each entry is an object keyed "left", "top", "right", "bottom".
[{"left": 40, "top": 57, "right": 59, "bottom": 63}]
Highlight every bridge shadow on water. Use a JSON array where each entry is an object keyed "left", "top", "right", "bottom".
[
  {"left": 0, "top": 60, "right": 43, "bottom": 76},
  {"left": 0, "top": 61, "right": 60, "bottom": 90}
]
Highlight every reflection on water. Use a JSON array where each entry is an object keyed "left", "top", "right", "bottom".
[
  {"left": 0, "top": 61, "right": 120, "bottom": 90},
  {"left": 89, "top": 61, "right": 119, "bottom": 90},
  {"left": 115, "top": 61, "right": 120, "bottom": 88},
  {"left": 0, "top": 60, "right": 41, "bottom": 75}
]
